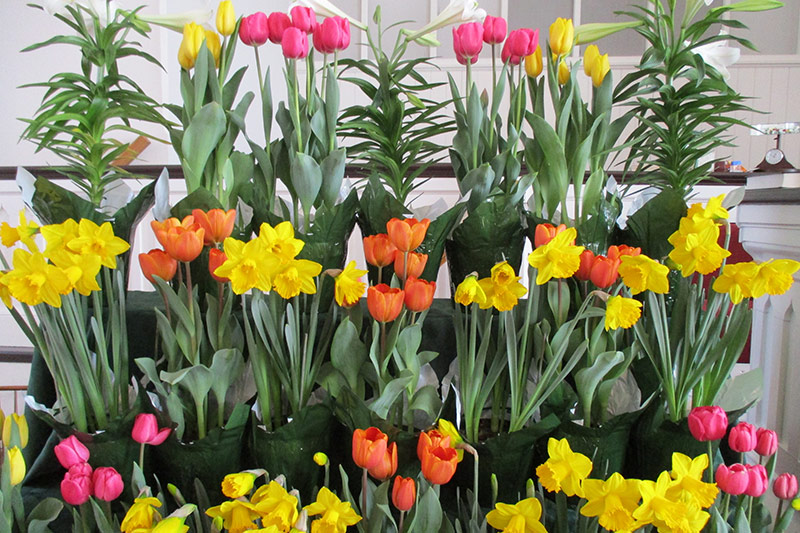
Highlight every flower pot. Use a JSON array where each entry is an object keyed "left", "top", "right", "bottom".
[{"left": 247, "top": 404, "right": 334, "bottom": 500}]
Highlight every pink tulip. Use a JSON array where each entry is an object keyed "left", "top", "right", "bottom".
[
  {"left": 68, "top": 462, "right": 93, "bottom": 478},
  {"left": 755, "top": 428, "right": 778, "bottom": 456},
  {"left": 268, "top": 12, "right": 292, "bottom": 44},
  {"left": 239, "top": 12, "right": 269, "bottom": 47},
  {"left": 314, "top": 17, "right": 340, "bottom": 54},
  {"left": 482, "top": 15, "right": 507, "bottom": 45},
  {"left": 745, "top": 464, "right": 769, "bottom": 497},
  {"left": 774, "top": 473, "right": 799, "bottom": 500},
  {"left": 131, "top": 414, "right": 171, "bottom": 446},
  {"left": 291, "top": 6, "right": 316, "bottom": 33},
  {"left": 688, "top": 406, "right": 728, "bottom": 442},
  {"left": 282, "top": 27, "right": 309, "bottom": 59},
  {"left": 453, "top": 22, "right": 483, "bottom": 64},
  {"left": 54, "top": 436, "right": 90, "bottom": 469},
  {"left": 61, "top": 470, "right": 92, "bottom": 506},
  {"left": 92, "top": 467, "right": 124, "bottom": 502},
  {"left": 715, "top": 463, "right": 750, "bottom": 495},
  {"left": 500, "top": 40, "right": 520, "bottom": 65},
  {"left": 729, "top": 422, "right": 758, "bottom": 453},
  {"left": 507, "top": 28, "right": 538, "bottom": 58},
  {"left": 335, "top": 17, "right": 351, "bottom": 49}
]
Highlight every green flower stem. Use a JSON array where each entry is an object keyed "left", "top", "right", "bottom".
[
  {"left": 361, "top": 467, "right": 369, "bottom": 529},
  {"left": 556, "top": 491, "right": 568, "bottom": 533},
  {"left": 707, "top": 441, "right": 714, "bottom": 483},
  {"left": 138, "top": 442, "right": 146, "bottom": 472},
  {"left": 398, "top": 510, "right": 405, "bottom": 533}
]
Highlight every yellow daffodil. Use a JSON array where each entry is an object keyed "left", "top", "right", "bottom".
[
  {"left": 52, "top": 252, "right": 102, "bottom": 296},
  {"left": 7, "top": 446, "right": 25, "bottom": 486},
  {"left": 477, "top": 262, "right": 527, "bottom": 312},
  {"left": 667, "top": 453, "right": 718, "bottom": 509},
  {"left": 304, "top": 487, "right": 361, "bottom": 533},
  {"left": 756, "top": 258, "right": 800, "bottom": 296},
  {"left": 525, "top": 45, "right": 543, "bottom": 78},
  {"left": 258, "top": 222, "right": 305, "bottom": 262},
  {"left": 527, "top": 227, "right": 585, "bottom": 285},
  {"left": 334, "top": 261, "right": 367, "bottom": 307},
  {"left": 216, "top": 0, "right": 235, "bottom": 36},
  {"left": 687, "top": 195, "right": 729, "bottom": 222},
  {"left": 121, "top": 497, "right": 163, "bottom": 533},
  {"left": 618, "top": 254, "right": 670, "bottom": 295},
  {"left": 2, "top": 412, "right": 29, "bottom": 448},
  {"left": 486, "top": 497, "right": 548, "bottom": 533},
  {"left": 454, "top": 275, "right": 487, "bottom": 307},
  {"left": 580, "top": 473, "right": 641, "bottom": 532},
  {"left": 252, "top": 480, "right": 300, "bottom": 531},
  {"left": 151, "top": 517, "right": 190, "bottom": 533},
  {"left": 221, "top": 472, "right": 257, "bottom": 499},
  {"left": 0, "top": 272, "right": 12, "bottom": 308},
  {"left": 550, "top": 17, "right": 574, "bottom": 56},
  {"left": 437, "top": 419, "right": 464, "bottom": 462},
  {"left": 535, "top": 438, "right": 593, "bottom": 497},
  {"left": 206, "top": 500, "right": 261, "bottom": 533},
  {"left": 668, "top": 217, "right": 730, "bottom": 276},
  {"left": 40, "top": 219, "right": 79, "bottom": 261},
  {"left": 0, "top": 210, "right": 39, "bottom": 250},
  {"left": 3, "top": 249, "right": 70, "bottom": 306},
  {"left": 605, "top": 295, "right": 642, "bottom": 331},
  {"left": 711, "top": 261, "right": 763, "bottom": 303},
  {"left": 67, "top": 219, "right": 130, "bottom": 270},
  {"left": 633, "top": 471, "right": 710, "bottom": 532},
  {"left": 215, "top": 238, "right": 280, "bottom": 294},
  {"left": 273, "top": 259, "right": 322, "bottom": 299}
]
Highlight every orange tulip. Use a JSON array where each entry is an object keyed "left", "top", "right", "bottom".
[
  {"left": 139, "top": 249, "right": 178, "bottom": 284},
  {"left": 363, "top": 234, "right": 398, "bottom": 267},
  {"left": 150, "top": 218, "right": 182, "bottom": 248},
  {"left": 208, "top": 248, "right": 229, "bottom": 283},
  {"left": 420, "top": 444, "right": 458, "bottom": 485},
  {"left": 162, "top": 226, "right": 205, "bottom": 263},
  {"left": 352, "top": 427, "right": 388, "bottom": 470},
  {"left": 404, "top": 277, "right": 435, "bottom": 312},
  {"left": 192, "top": 208, "right": 236, "bottom": 245},
  {"left": 589, "top": 255, "right": 620, "bottom": 288},
  {"left": 394, "top": 251, "right": 428, "bottom": 281},
  {"left": 608, "top": 244, "right": 641, "bottom": 260},
  {"left": 367, "top": 284, "right": 405, "bottom": 323},
  {"left": 392, "top": 476, "right": 416, "bottom": 512},
  {"left": 534, "top": 223, "right": 568, "bottom": 247},
  {"left": 575, "top": 250, "right": 595, "bottom": 281},
  {"left": 386, "top": 218, "right": 430, "bottom": 252},
  {"left": 368, "top": 441, "right": 398, "bottom": 480},
  {"left": 417, "top": 429, "right": 451, "bottom": 461}
]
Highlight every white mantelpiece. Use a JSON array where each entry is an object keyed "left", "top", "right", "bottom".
[{"left": 737, "top": 181, "right": 800, "bottom": 476}]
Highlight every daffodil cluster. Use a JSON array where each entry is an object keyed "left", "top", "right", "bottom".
[
  {"left": 215, "top": 221, "right": 322, "bottom": 299},
  {"left": 668, "top": 195, "right": 731, "bottom": 277},
  {"left": 0, "top": 213, "right": 129, "bottom": 308},
  {"left": 121, "top": 496, "right": 193, "bottom": 533},
  {"left": 454, "top": 261, "right": 527, "bottom": 312}
]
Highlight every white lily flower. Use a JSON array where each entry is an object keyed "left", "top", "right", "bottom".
[
  {"left": 290, "top": 0, "right": 366, "bottom": 30},
  {"left": 40, "top": 0, "right": 120, "bottom": 26},
  {"left": 136, "top": 8, "right": 214, "bottom": 33},
  {"left": 405, "top": 0, "right": 486, "bottom": 43},
  {"left": 693, "top": 39, "right": 740, "bottom": 81}
]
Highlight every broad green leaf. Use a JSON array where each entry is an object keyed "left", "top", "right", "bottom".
[
  {"left": 370, "top": 371, "right": 414, "bottom": 419},
  {"left": 290, "top": 152, "right": 323, "bottom": 217},
  {"left": 181, "top": 102, "right": 226, "bottom": 192}
]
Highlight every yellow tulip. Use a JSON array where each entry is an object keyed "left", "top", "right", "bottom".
[
  {"left": 2, "top": 413, "right": 29, "bottom": 448},
  {"left": 178, "top": 22, "right": 206, "bottom": 70},
  {"left": 7, "top": 447, "right": 26, "bottom": 486},
  {"left": 549, "top": 17, "right": 574, "bottom": 57},
  {"left": 524, "top": 45, "right": 543, "bottom": 78},
  {"left": 583, "top": 45, "right": 599, "bottom": 76},
  {"left": 216, "top": 1, "right": 235, "bottom": 36},
  {"left": 590, "top": 53, "right": 610, "bottom": 88},
  {"left": 204, "top": 30, "right": 222, "bottom": 67},
  {"left": 558, "top": 60, "right": 570, "bottom": 85}
]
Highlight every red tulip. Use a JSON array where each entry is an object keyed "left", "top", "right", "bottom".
[
  {"left": 131, "top": 413, "right": 171, "bottom": 446},
  {"left": 61, "top": 470, "right": 92, "bottom": 505},
  {"left": 755, "top": 428, "right": 778, "bottom": 456},
  {"left": 453, "top": 22, "right": 483, "bottom": 64},
  {"left": 404, "top": 277, "right": 435, "bottom": 312},
  {"left": 139, "top": 249, "right": 178, "bottom": 284},
  {"left": 367, "top": 284, "right": 405, "bottom": 323},
  {"left": 575, "top": 250, "right": 595, "bottom": 281},
  {"left": 688, "top": 406, "right": 728, "bottom": 441},
  {"left": 192, "top": 208, "right": 235, "bottom": 245},
  {"left": 268, "top": 12, "right": 292, "bottom": 44},
  {"left": 239, "top": 12, "right": 269, "bottom": 46},
  {"left": 386, "top": 218, "right": 430, "bottom": 252},
  {"left": 421, "top": 444, "right": 458, "bottom": 485},
  {"left": 352, "top": 427, "right": 388, "bottom": 470},
  {"left": 394, "top": 251, "right": 428, "bottom": 281},
  {"left": 715, "top": 463, "right": 750, "bottom": 495},
  {"left": 774, "top": 473, "right": 798, "bottom": 500},
  {"left": 92, "top": 467, "right": 124, "bottom": 501},
  {"left": 290, "top": 6, "right": 316, "bottom": 33},
  {"left": 368, "top": 442, "right": 398, "bottom": 480},
  {"left": 392, "top": 476, "right": 416, "bottom": 511},
  {"left": 482, "top": 15, "right": 507, "bottom": 45},
  {"left": 589, "top": 255, "right": 620, "bottom": 288},
  {"left": 728, "top": 422, "right": 758, "bottom": 453},
  {"left": 745, "top": 464, "right": 768, "bottom": 497},
  {"left": 209, "top": 248, "right": 229, "bottom": 283},
  {"left": 54, "top": 436, "right": 90, "bottom": 469},
  {"left": 363, "top": 234, "right": 397, "bottom": 268},
  {"left": 534, "top": 223, "right": 568, "bottom": 247},
  {"left": 282, "top": 27, "right": 309, "bottom": 59}
]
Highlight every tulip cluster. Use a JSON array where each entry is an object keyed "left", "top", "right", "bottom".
[
  {"left": 55, "top": 436, "right": 123, "bottom": 505},
  {"left": 1, "top": 410, "right": 28, "bottom": 487},
  {"left": 583, "top": 44, "right": 611, "bottom": 87}
]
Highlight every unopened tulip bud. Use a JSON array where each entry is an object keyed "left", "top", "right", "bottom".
[
  {"left": 216, "top": 1, "right": 235, "bottom": 36},
  {"left": 774, "top": 473, "right": 799, "bottom": 500}
]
